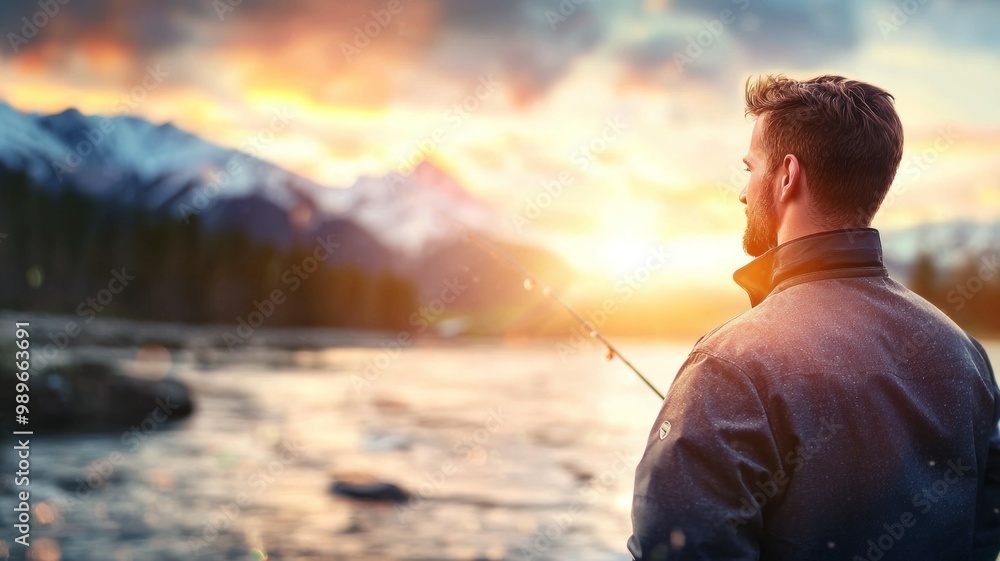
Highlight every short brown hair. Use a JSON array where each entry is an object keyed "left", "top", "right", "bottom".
[{"left": 744, "top": 74, "right": 904, "bottom": 227}]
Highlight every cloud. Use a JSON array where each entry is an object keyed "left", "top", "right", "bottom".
[
  {"left": 2, "top": 1, "right": 205, "bottom": 57},
  {"left": 613, "top": 0, "right": 861, "bottom": 88},
  {"left": 868, "top": 0, "right": 1000, "bottom": 50},
  {"left": 1, "top": 0, "right": 996, "bottom": 248},
  {"left": 1, "top": 0, "right": 606, "bottom": 107},
  {"left": 417, "top": 0, "right": 605, "bottom": 104}
]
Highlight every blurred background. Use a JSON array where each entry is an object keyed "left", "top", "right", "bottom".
[{"left": 0, "top": 0, "right": 998, "bottom": 559}]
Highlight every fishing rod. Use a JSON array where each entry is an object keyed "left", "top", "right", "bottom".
[
  {"left": 401, "top": 178, "right": 665, "bottom": 399},
  {"left": 459, "top": 230, "right": 665, "bottom": 400}
]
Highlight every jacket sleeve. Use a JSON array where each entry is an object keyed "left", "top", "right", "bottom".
[
  {"left": 627, "top": 351, "right": 782, "bottom": 561},
  {"left": 971, "top": 337, "right": 1000, "bottom": 561}
]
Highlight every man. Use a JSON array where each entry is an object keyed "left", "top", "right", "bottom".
[{"left": 628, "top": 75, "right": 1000, "bottom": 560}]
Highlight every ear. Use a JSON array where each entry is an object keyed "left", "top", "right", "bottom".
[{"left": 777, "top": 154, "right": 801, "bottom": 204}]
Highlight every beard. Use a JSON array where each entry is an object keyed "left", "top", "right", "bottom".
[{"left": 742, "top": 181, "right": 779, "bottom": 257}]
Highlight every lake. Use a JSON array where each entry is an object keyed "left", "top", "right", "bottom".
[
  {"left": 4, "top": 326, "right": 999, "bottom": 561},
  {"left": 2, "top": 331, "right": 692, "bottom": 561}
]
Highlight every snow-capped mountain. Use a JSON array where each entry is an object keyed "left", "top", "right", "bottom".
[
  {"left": 0, "top": 101, "right": 567, "bottom": 312},
  {"left": 0, "top": 101, "right": 506, "bottom": 261},
  {"left": 4, "top": 100, "right": 992, "bottom": 296},
  {"left": 0, "top": 103, "right": 315, "bottom": 211},
  {"left": 331, "top": 162, "right": 502, "bottom": 257}
]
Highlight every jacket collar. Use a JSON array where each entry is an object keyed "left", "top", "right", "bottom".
[{"left": 733, "top": 228, "right": 885, "bottom": 307}]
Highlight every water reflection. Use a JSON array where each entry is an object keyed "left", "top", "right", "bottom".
[{"left": 3, "top": 336, "right": 693, "bottom": 560}]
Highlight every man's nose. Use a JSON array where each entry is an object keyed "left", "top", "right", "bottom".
[{"left": 739, "top": 187, "right": 748, "bottom": 205}]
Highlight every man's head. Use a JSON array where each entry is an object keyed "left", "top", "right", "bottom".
[{"left": 739, "top": 74, "right": 904, "bottom": 257}]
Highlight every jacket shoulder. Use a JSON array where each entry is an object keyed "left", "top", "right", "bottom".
[{"left": 692, "top": 276, "right": 985, "bottom": 388}]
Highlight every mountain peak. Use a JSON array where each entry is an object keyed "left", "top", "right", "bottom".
[
  {"left": 409, "top": 160, "right": 477, "bottom": 204},
  {"left": 56, "top": 107, "right": 85, "bottom": 118},
  {"left": 0, "top": 100, "right": 505, "bottom": 263},
  {"left": 40, "top": 106, "right": 91, "bottom": 131}
]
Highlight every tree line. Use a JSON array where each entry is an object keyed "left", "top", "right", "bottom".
[
  {"left": 909, "top": 251, "right": 1000, "bottom": 335},
  {"left": 0, "top": 169, "right": 417, "bottom": 331}
]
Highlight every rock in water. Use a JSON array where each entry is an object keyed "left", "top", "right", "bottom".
[
  {"left": 1, "top": 358, "right": 195, "bottom": 432},
  {"left": 330, "top": 473, "right": 411, "bottom": 503}
]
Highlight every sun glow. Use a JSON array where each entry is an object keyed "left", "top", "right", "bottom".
[{"left": 598, "top": 234, "right": 657, "bottom": 277}]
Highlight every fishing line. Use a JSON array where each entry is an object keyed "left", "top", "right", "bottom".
[
  {"left": 406, "top": 186, "right": 665, "bottom": 400},
  {"left": 461, "top": 231, "right": 665, "bottom": 400}
]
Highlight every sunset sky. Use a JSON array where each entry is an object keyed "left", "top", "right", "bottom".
[{"left": 1, "top": 0, "right": 999, "bottom": 293}]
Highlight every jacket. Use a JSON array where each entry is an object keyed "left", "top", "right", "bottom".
[{"left": 628, "top": 228, "right": 1000, "bottom": 560}]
